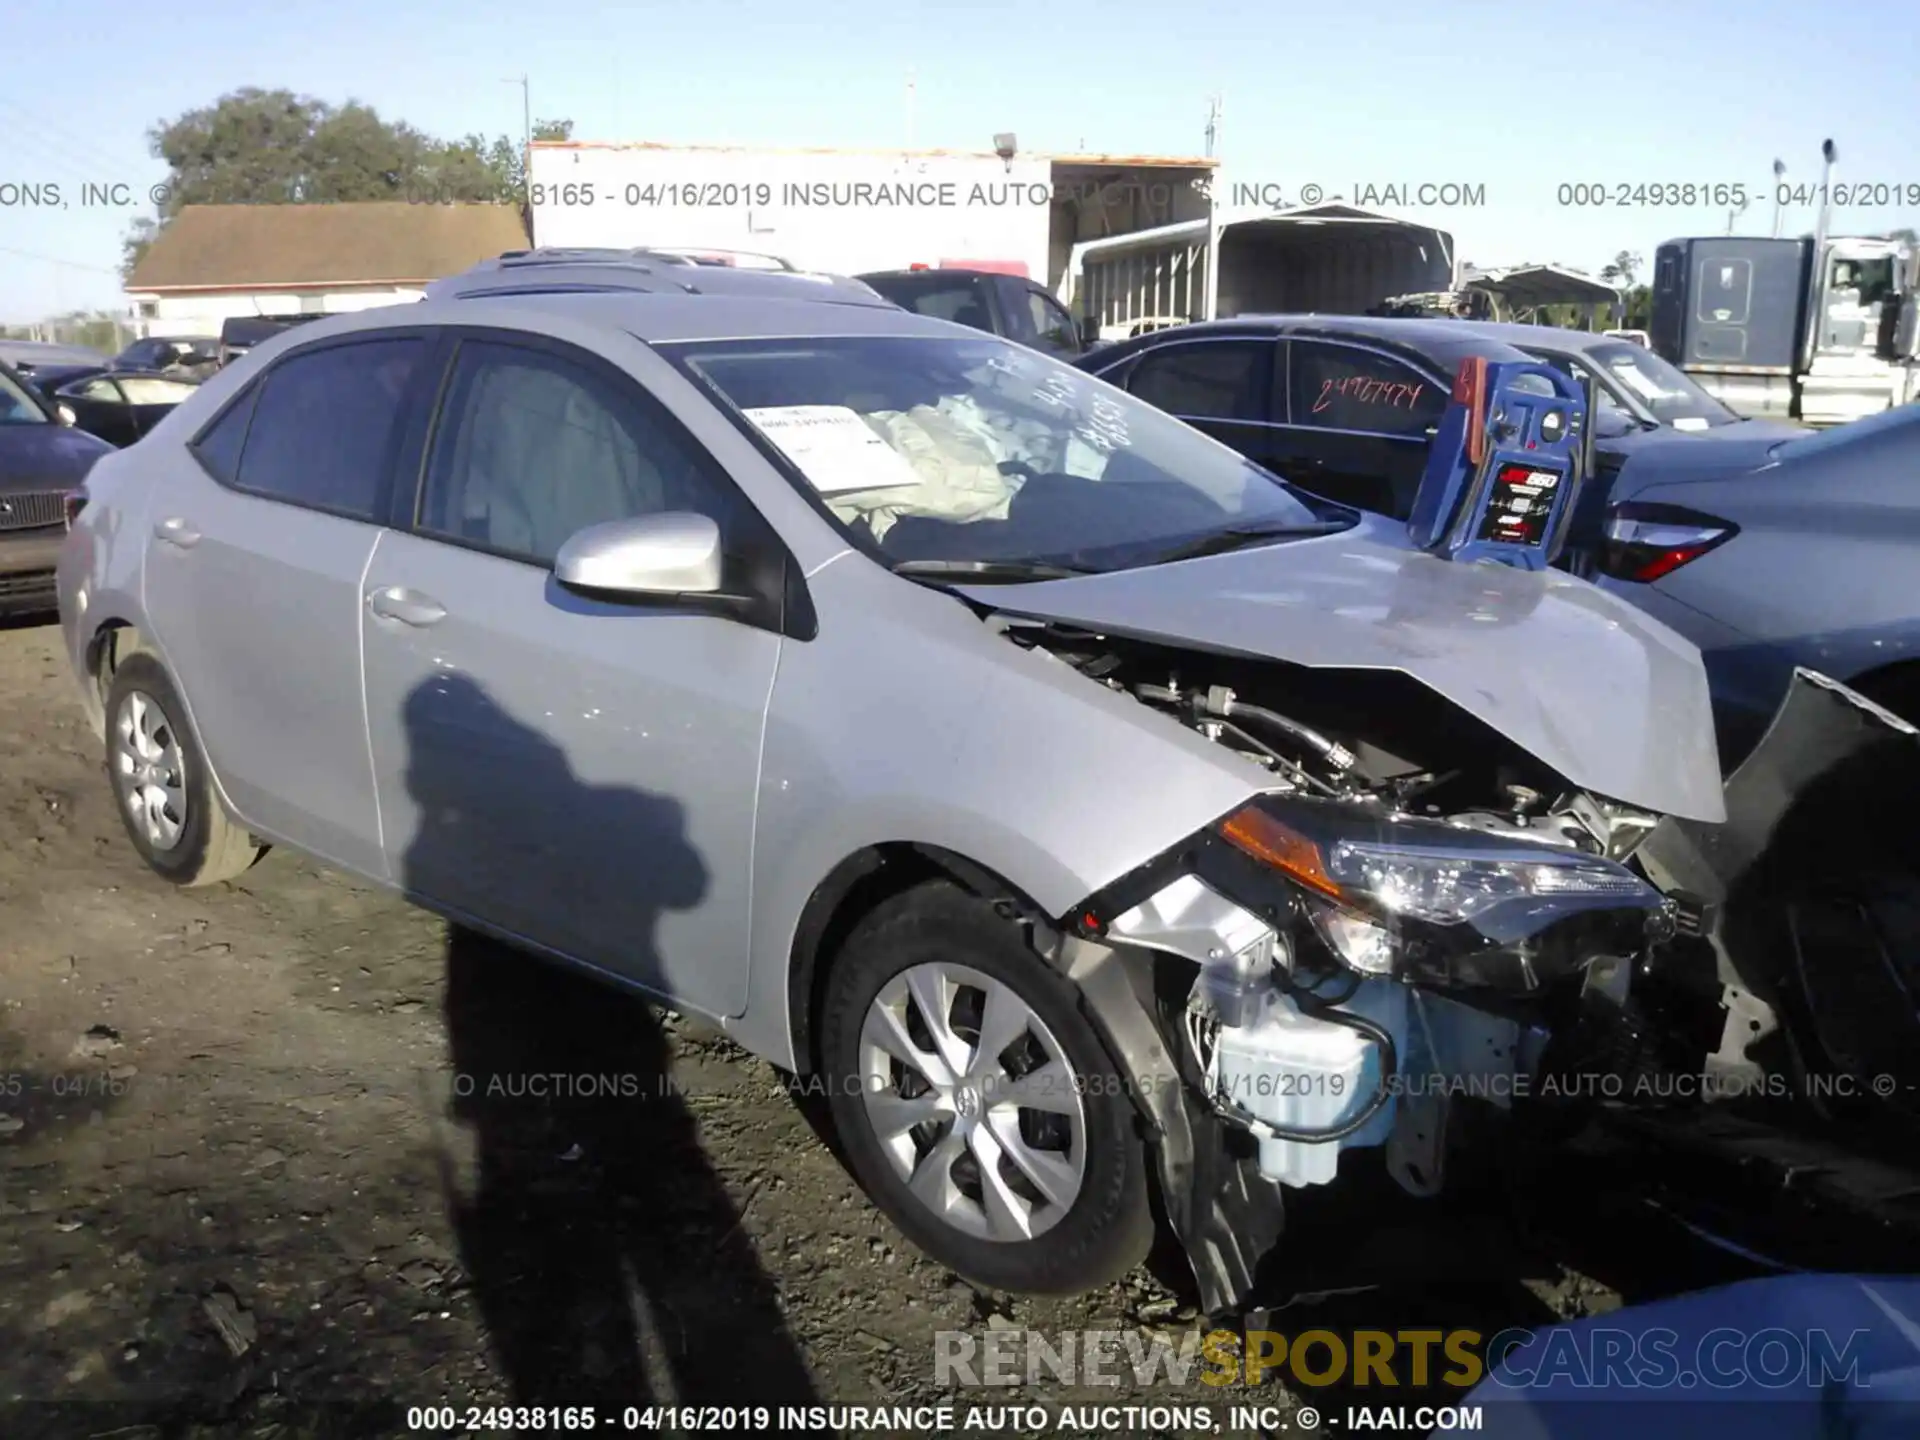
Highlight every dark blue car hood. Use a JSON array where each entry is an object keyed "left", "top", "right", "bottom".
[{"left": 0, "top": 422, "right": 113, "bottom": 492}]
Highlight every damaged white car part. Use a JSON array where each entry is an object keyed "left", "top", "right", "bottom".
[{"left": 1087, "top": 794, "right": 1676, "bottom": 1198}]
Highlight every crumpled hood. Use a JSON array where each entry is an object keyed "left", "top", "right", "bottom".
[
  {"left": 958, "top": 513, "right": 1727, "bottom": 822},
  {"left": 0, "top": 422, "right": 113, "bottom": 491}
]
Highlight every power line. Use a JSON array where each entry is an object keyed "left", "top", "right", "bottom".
[
  {"left": 0, "top": 97, "right": 143, "bottom": 182},
  {"left": 0, "top": 243, "right": 124, "bottom": 276}
]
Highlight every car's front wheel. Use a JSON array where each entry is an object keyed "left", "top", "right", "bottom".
[
  {"left": 819, "top": 880, "right": 1153, "bottom": 1295},
  {"left": 103, "top": 651, "right": 261, "bottom": 886}
]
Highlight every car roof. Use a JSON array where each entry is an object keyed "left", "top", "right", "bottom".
[
  {"left": 425, "top": 253, "right": 897, "bottom": 309},
  {"left": 0, "top": 339, "right": 109, "bottom": 366},
  {"left": 857, "top": 269, "right": 1003, "bottom": 282},
  {"left": 233, "top": 291, "right": 988, "bottom": 359},
  {"left": 1079, "top": 314, "right": 1543, "bottom": 375}
]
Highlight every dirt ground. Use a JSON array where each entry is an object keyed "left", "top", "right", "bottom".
[{"left": 0, "top": 616, "right": 1780, "bottom": 1440}]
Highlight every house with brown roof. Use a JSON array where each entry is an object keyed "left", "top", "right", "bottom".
[{"left": 124, "top": 202, "right": 529, "bottom": 337}]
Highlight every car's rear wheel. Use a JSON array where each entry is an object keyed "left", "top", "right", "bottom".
[
  {"left": 104, "top": 652, "right": 260, "bottom": 886},
  {"left": 819, "top": 879, "right": 1152, "bottom": 1295}
]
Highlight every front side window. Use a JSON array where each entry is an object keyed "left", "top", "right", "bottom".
[
  {"left": 1127, "top": 341, "right": 1271, "bottom": 422},
  {"left": 1026, "top": 290, "right": 1080, "bottom": 351},
  {"left": 0, "top": 367, "right": 50, "bottom": 424},
  {"left": 665, "top": 334, "right": 1340, "bottom": 572},
  {"left": 418, "top": 340, "right": 737, "bottom": 564},
  {"left": 1287, "top": 342, "right": 1443, "bottom": 437},
  {"left": 64, "top": 377, "right": 124, "bottom": 403},
  {"left": 118, "top": 377, "right": 199, "bottom": 405},
  {"left": 232, "top": 338, "right": 424, "bottom": 519}
]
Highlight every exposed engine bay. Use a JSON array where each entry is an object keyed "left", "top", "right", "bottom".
[
  {"left": 996, "top": 617, "right": 1693, "bottom": 1212},
  {"left": 1004, "top": 617, "right": 1663, "bottom": 855}
]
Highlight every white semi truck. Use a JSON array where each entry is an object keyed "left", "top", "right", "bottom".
[{"left": 1651, "top": 142, "right": 1920, "bottom": 427}]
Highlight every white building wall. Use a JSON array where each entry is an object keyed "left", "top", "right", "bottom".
[
  {"left": 529, "top": 146, "right": 1058, "bottom": 279},
  {"left": 127, "top": 285, "right": 425, "bottom": 337}
]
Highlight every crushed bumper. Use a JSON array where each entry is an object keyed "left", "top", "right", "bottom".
[{"left": 1635, "top": 668, "right": 1920, "bottom": 1098}]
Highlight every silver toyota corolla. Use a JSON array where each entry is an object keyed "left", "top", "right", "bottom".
[{"left": 56, "top": 289, "right": 1728, "bottom": 1309}]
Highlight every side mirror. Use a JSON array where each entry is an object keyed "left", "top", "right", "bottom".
[{"left": 554, "top": 512, "right": 724, "bottom": 598}]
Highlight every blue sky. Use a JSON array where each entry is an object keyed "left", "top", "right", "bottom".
[{"left": 2, "top": 0, "right": 1916, "bottom": 322}]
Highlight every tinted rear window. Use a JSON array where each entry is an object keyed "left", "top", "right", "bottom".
[
  {"left": 192, "top": 385, "right": 259, "bottom": 484},
  {"left": 233, "top": 339, "right": 425, "bottom": 519}
]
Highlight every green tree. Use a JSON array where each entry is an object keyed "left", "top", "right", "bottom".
[
  {"left": 1599, "top": 250, "right": 1642, "bottom": 287},
  {"left": 121, "top": 90, "right": 573, "bottom": 279}
]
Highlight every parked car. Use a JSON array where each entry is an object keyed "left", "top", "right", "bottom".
[
  {"left": 429, "top": 247, "right": 891, "bottom": 308},
  {"left": 217, "top": 314, "right": 325, "bottom": 367},
  {"left": 1593, "top": 402, "right": 1920, "bottom": 757},
  {"left": 112, "top": 335, "right": 219, "bottom": 379},
  {"left": 49, "top": 370, "right": 201, "bottom": 448},
  {"left": 0, "top": 359, "right": 112, "bottom": 618},
  {"left": 22, "top": 362, "right": 112, "bottom": 402},
  {"left": 0, "top": 339, "right": 110, "bottom": 381},
  {"left": 1073, "top": 316, "right": 1803, "bottom": 539},
  {"left": 58, "top": 288, "right": 1760, "bottom": 1310},
  {"left": 856, "top": 268, "right": 1087, "bottom": 359}
]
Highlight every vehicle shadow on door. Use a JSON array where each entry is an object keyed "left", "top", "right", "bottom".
[{"left": 400, "top": 674, "right": 823, "bottom": 1421}]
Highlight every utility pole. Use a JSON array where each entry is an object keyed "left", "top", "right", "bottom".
[
  {"left": 905, "top": 69, "right": 916, "bottom": 150},
  {"left": 1203, "top": 95, "right": 1224, "bottom": 321},
  {"left": 1770, "top": 158, "right": 1786, "bottom": 238},
  {"left": 503, "top": 75, "right": 531, "bottom": 197}
]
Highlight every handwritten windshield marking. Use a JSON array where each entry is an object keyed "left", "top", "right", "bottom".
[{"left": 1313, "top": 375, "right": 1425, "bottom": 414}]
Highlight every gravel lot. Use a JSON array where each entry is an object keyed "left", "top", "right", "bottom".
[{"left": 0, "top": 615, "right": 1773, "bottom": 1440}]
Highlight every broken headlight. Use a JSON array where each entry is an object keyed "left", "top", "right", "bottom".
[{"left": 1216, "top": 797, "right": 1672, "bottom": 989}]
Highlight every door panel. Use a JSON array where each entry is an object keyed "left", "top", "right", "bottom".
[
  {"left": 142, "top": 459, "right": 384, "bottom": 872},
  {"left": 139, "top": 333, "right": 429, "bottom": 876},
  {"left": 360, "top": 538, "right": 777, "bottom": 1017},
  {"left": 359, "top": 333, "right": 780, "bottom": 1019}
]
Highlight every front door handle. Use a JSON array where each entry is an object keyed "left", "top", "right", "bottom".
[
  {"left": 366, "top": 586, "right": 447, "bottom": 628},
  {"left": 153, "top": 516, "right": 201, "bottom": 548}
]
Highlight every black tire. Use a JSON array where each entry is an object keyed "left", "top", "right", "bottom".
[
  {"left": 103, "top": 652, "right": 261, "bottom": 887},
  {"left": 819, "top": 880, "right": 1153, "bottom": 1295}
]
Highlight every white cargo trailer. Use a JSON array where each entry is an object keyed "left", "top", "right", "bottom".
[
  {"left": 527, "top": 141, "right": 1214, "bottom": 291},
  {"left": 528, "top": 144, "right": 1460, "bottom": 332},
  {"left": 1059, "top": 202, "right": 1460, "bottom": 339}
]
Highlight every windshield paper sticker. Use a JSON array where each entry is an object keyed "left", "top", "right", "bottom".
[
  {"left": 742, "top": 406, "right": 923, "bottom": 494},
  {"left": 1609, "top": 361, "right": 1681, "bottom": 402}
]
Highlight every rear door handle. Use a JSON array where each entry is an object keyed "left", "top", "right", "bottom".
[
  {"left": 153, "top": 516, "right": 201, "bottom": 548},
  {"left": 366, "top": 586, "right": 447, "bottom": 628}
]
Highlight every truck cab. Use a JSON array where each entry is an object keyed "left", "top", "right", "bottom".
[
  {"left": 854, "top": 267, "right": 1088, "bottom": 359},
  {"left": 1652, "top": 234, "right": 1920, "bottom": 427}
]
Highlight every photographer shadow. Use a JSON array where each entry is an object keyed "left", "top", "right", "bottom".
[{"left": 404, "top": 673, "right": 821, "bottom": 1421}]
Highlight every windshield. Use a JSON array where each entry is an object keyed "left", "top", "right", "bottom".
[
  {"left": 0, "top": 367, "right": 50, "bottom": 424},
  {"left": 1585, "top": 340, "right": 1736, "bottom": 429},
  {"left": 663, "top": 334, "right": 1343, "bottom": 572}
]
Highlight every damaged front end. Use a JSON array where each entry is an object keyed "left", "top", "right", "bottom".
[
  {"left": 1634, "top": 668, "right": 1920, "bottom": 1128},
  {"left": 1010, "top": 622, "right": 1690, "bottom": 1313}
]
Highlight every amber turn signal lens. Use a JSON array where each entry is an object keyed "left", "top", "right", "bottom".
[{"left": 1219, "top": 804, "right": 1343, "bottom": 901}]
